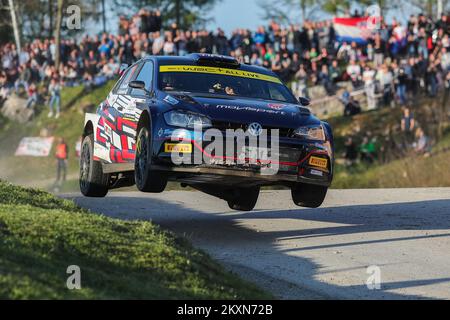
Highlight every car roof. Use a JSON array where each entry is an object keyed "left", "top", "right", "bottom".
[{"left": 140, "top": 54, "right": 277, "bottom": 78}]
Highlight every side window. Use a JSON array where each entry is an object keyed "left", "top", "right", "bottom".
[
  {"left": 116, "top": 64, "right": 139, "bottom": 95},
  {"left": 131, "top": 62, "right": 154, "bottom": 96},
  {"left": 269, "top": 85, "right": 287, "bottom": 101}
]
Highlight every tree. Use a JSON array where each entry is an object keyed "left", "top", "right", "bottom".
[
  {"left": 55, "top": 0, "right": 64, "bottom": 71},
  {"left": 0, "top": 5, "right": 13, "bottom": 44},
  {"left": 259, "top": 0, "right": 352, "bottom": 25},
  {"left": 0, "top": 0, "right": 103, "bottom": 43},
  {"left": 321, "top": 0, "right": 351, "bottom": 15},
  {"left": 7, "top": 0, "right": 20, "bottom": 50},
  {"left": 259, "top": 0, "right": 317, "bottom": 24},
  {"left": 111, "top": 0, "right": 218, "bottom": 29}
]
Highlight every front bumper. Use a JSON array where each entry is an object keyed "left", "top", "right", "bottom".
[
  {"left": 150, "top": 164, "right": 331, "bottom": 186},
  {"left": 152, "top": 130, "right": 333, "bottom": 187}
]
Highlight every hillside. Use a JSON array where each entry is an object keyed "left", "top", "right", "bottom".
[
  {"left": 1, "top": 83, "right": 449, "bottom": 190},
  {"left": 0, "top": 83, "right": 113, "bottom": 190},
  {"left": 328, "top": 93, "right": 450, "bottom": 189},
  {"left": 0, "top": 180, "right": 270, "bottom": 299}
]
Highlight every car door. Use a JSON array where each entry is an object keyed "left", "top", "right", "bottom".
[{"left": 99, "top": 63, "right": 140, "bottom": 164}]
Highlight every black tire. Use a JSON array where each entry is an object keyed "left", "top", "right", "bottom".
[
  {"left": 227, "top": 187, "right": 260, "bottom": 211},
  {"left": 291, "top": 183, "right": 328, "bottom": 208},
  {"left": 79, "top": 134, "right": 109, "bottom": 197},
  {"left": 135, "top": 126, "right": 167, "bottom": 193}
]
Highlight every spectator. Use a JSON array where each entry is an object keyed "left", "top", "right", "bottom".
[
  {"left": 344, "top": 137, "right": 358, "bottom": 166},
  {"left": 401, "top": 107, "right": 416, "bottom": 134},
  {"left": 346, "top": 59, "right": 362, "bottom": 89},
  {"left": 413, "top": 127, "right": 431, "bottom": 156},
  {"left": 360, "top": 136, "right": 376, "bottom": 163},
  {"left": 25, "top": 83, "right": 38, "bottom": 109},
  {"left": 318, "top": 64, "right": 335, "bottom": 95},
  {"left": 363, "top": 65, "right": 377, "bottom": 110},
  {"left": 15, "top": 64, "right": 31, "bottom": 94},
  {"left": 48, "top": 78, "right": 61, "bottom": 118},
  {"left": 344, "top": 95, "right": 362, "bottom": 117},
  {"left": 376, "top": 64, "right": 394, "bottom": 107},
  {"left": 54, "top": 137, "right": 68, "bottom": 189},
  {"left": 395, "top": 63, "right": 408, "bottom": 105},
  {"left": 292, "top": 64, "right": 309, "bottom": 98}
]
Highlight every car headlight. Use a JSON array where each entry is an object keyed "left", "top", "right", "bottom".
[
  {"left": 164, "top": 111, "right": 212, "bottom": 129},
  {"left": 293, "top": 125, "right": 326, "bottom": 141}
]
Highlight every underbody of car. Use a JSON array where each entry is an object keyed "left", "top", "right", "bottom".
[{"left": 80, "top": 53, "right": 334, "bottom": 211}]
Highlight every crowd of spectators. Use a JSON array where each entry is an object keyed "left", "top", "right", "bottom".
[
  {"left": 1, "top": 9, "right": 450, "bottom": 110},
  {"left": 0, "top": 8, "right": 449, "bottom": 161}
]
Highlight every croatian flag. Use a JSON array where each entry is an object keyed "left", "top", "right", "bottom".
[{"left": 333, "top": 17, "right": 373, "bottom": 44}]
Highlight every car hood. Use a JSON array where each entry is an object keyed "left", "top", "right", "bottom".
[{"left": 165, "top": 93, "right": 321, "bottom": 129}]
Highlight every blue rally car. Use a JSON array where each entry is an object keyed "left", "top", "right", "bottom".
[{"left": 80, "top": 53, "right": 334, "bottom": 211}]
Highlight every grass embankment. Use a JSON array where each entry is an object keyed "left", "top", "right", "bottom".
[
  {"left": 332, "top": 150, "right": 450, "bottom": 188},
  {"left": 0, "top": 180, "right": 270, "bottom": 299},
  {"left": 329, "top": 95, "right": 450, "bottom": 188}
]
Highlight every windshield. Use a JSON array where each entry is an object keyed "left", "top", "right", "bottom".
[{"left": 158, "top": 65, "right": 297, "bottom": 103}]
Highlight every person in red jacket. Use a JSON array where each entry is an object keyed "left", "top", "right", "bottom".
[{"left": 55, "top": 138, "right": 68, "bottom": 187}]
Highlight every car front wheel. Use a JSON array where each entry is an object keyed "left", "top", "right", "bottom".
[
  {"left": 79, "top": 134, "right": 109, "bottom": 197},
  {"left": 135, "top": 126, "right": 167, "bottom": 193},
  {"left": 291, "top": 183, "right": 328, "bottom": 208},
  {"left": 227, "top": 187, "right": 260, "bottom": 211}
]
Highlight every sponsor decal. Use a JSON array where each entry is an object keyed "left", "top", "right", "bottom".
[
  {"left": 308, "top": 156, "right": 328, "bottom": 169},
  {"left": 268, "top": 103, "right": 286, "bottom": 110},
  {"left": 163, "top": 95, "right": 179, "bottom": 105},
  {"left": 15, "top": 137, "right": 55, "bottom": 157},
  {"left": 216, "top": 104, "right": 286, "bottom": 115},
  {"left": 164, "top": 143, "right": 193, "bottom": 154},
  {"left": 159, "top": 65, "right": 282, "bottom": 84},
  {"left": 310, "top": 169, "right": 324, "bottom": 177}
]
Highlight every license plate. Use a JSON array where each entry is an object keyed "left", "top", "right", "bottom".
[
  {"left": 164, "top": 143, "right": 192, "bottom": 153},
  {"left": 309, "top": 156, "right": 328, "bottom": 169},
  {"left": 239, "top": 146, "right": 271, "bottom": 161}
]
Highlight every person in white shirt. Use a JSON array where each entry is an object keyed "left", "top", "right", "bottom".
[
  {"left": 363, "top": 66, "right": 377, "bottom": 110},
  {"left": 346, "top": 59, "right": 362, "bottom": 89}
]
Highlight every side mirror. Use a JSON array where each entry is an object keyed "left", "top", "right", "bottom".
[
  {"left": 129, "top": 80, "right": 152, "bottom": 96},
  {"left": 129, "top": 80, "right": 146, "bottom": 90},
  {"left": 299, "top": 97, "right": 311, "bottom": 107}
]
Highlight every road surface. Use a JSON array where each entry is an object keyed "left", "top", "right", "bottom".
[{"left": 68, "top": 188, "right": 450, "bottom": 300}]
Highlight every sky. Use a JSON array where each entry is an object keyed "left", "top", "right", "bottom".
[
  {"left": 98, "top": 0, "right": 416, "bottom": 37},
  {"left": 206, "top": 0, "right": 263, "bottom": 34},
  {"left": 101, "top": 0, "right": 263, "bottom": 36}
]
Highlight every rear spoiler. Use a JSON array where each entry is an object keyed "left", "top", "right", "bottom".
[{"left": 189, "top": 53, "right": 240, "bottom": 69}]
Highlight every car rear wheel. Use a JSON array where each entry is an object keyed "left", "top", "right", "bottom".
[
  {"left": 291, "top": 183, "right": 328, "bottom": 208},
  {"left": 79, "top": 134, "right": 109, "bottom": 197},
  {"left": 227, "top": 187, "right": 260, "bottom": 211},
  {"left": 135, "top": 126, "right": 167, "bottom": 193}
]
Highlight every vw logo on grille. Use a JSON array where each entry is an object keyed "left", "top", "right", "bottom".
[{"left": 248, "top": 122, "right": 263, "bottom": 137}]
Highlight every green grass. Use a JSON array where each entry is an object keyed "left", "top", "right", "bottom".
[
  {"left": 0, "top": 180, "right": 270, "bottom": 299},
  {"left": 332, "top": 149, "right": 450, "bottom": 189}
]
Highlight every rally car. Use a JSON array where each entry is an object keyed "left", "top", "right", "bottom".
[{"left": 80, "top": 53, "right": 334, "bottom": 211}]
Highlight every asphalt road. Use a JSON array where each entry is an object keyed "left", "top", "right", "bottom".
[{"left": 68, "top": 188, "right": 450, "bottom": 300}]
